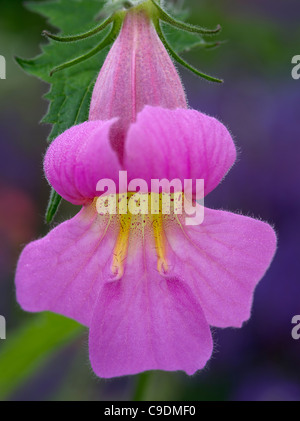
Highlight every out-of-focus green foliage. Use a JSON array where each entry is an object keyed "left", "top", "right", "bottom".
[
  {"left": 0, "top": 313, "right": 83, "bottom": 400},
  {"left": 184, "top": 0, "right": 298, "bottom": 75}
]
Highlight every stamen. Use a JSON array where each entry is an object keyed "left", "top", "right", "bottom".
[
  {"left": 152, "top": 214, "right": 169, "bottom": 275},
  {"left": 111, "top": 214, "right": 132, "bottom": 280},
  {"left": 109, "top": 193, "right": 170, "bottom": 279}
]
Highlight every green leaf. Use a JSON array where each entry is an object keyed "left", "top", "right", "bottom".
[
  {"left": 16, "top": 0, "right": 110, "bottom": 143},
  {"left": 16, "top": 0, "right": 113, "bottom": 222},
  {"left": 0, "top": 313, "right": 84, "bottom": 400}
]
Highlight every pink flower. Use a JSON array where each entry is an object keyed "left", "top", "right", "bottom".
[
  {"left": 16, "top": 106, "right": 277, "bottom": 378},
  {"left": 15, "top": 6, "right": 276, "bottom": 378}
]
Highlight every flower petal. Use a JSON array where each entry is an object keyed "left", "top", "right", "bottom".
[
  {"left": 89, "top": 229, "right": 213, "bottom": 378},
  {"left": 164, "top": 207, "right": 277, "bottom": 328},
  {"left": 16, "top": 204, "right": 119, "bottom": 326},
  {"left": 89, "top": 11, "right": 187, "bottom": 160},
  {"left": 124, "top": 106, "right": 236, "bottom": 195},
  {"left": 44, "top": 120, "right": 121, "bottom": 205}
]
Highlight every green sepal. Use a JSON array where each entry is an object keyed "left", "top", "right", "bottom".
[
  {"left": 154, "top": 19, "right": 223, "bottom": 83},
  {"left": 50, "top": 17, "right": 123, "bottom": 76},
  {"left": 151, "top": 0, "right": 221, "bottom": 35},
  {"left": 45, "top": 189, "right": 62, "bottom": 224},
  {"left": 43, "top": 14, "right": 114, "bottom": 43}
]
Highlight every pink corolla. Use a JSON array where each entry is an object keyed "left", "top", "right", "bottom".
[
  {"left": 89, "top": 8, "right": 187, "bottom": 159},
  {"left": 16, "top": 105, "right": 276, "bottom": 378},
  {"left": 15, "top": 7, "right": 277, "bottom": 378}
]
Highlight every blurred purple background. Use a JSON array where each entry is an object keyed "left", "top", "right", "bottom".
[{"left": 0, "top": 0, "right": 299, "bottom": 401}]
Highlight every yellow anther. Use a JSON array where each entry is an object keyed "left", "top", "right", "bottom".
[
  {"left": 111, "top": 214, "right": 132, "bottom": 280},
  {"left": 152, "top": 214, "right": 169, "bottom": 275}
]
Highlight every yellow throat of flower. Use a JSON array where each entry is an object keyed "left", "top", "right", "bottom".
[{"left": 95, "top": 192, "right": 182, "bottom": 279}]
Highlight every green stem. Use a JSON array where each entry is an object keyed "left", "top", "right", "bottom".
[
  {"left": 95, "top": 1, "right": 131, "bottom": 21},
  {"left": 151, "top": 0, "right": 221, "bottom": 35},
  {"left": 133, "top": 372, "right": 151, "bottom": 401},
  {"left": 50, "top": 18, "right": 123, "bottom": 76},
  {"left": 154, "top": 19, "right": 223, "bottom": 83},
  {"left": 43, "top": 14, "right": 114, "bottom": 43}
]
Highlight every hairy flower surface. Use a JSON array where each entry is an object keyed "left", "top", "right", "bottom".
[
  {"left": 89, "top": 9, "right": 187, "bottom": 159},
  {"left": 15, "top": 4, "right": 277, "bottom": 379},
  {"left": 16, "top": 106, "right": 276, "bottom": 378}
]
